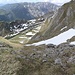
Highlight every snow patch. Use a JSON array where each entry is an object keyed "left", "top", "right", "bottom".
[
  {"left": 29, "top": 19, "right": 36, "bottom": 24},
  {"left": 19, "top": 41, "right": 24, "bottom": 44},
  {"left": 70, "top": 41, "right": 75, "bottom": 45},
  {"left": 26, "top": 32, "right": 35, "bottom": 36},
  {"left": 19, "top": 37, "right": 27, "bottom": 39},
  {"left": 22, "top": 24, "right": 28, "bottom": 27},
  {"left": 28, "top": 37, "right": 32, "bottom": 39},
  {"left": 60, "top": 26, "right": 67, "bottom": 31},
  {"left": 28, "top": 28, "right": 75, "bottom": 46},
  {"left": 29, "top": 19, "right": 36, "bottom": 22}
]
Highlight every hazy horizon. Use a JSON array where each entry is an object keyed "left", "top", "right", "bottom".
[{"left": 0, "top": 0, "right": 71, "bottom": 5}]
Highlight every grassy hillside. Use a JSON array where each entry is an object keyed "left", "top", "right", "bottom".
[
  {"left": 1, "top": 43, "right": 75, "bottom": 75},
  {"left": 0, "top": 37, "right": 23, "bottom": 48}
]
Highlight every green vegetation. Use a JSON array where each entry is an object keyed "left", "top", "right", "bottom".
[{"left": 0, "top": 37, "right": 23, "bottom": 48}]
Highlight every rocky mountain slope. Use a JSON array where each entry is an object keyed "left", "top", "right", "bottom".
[
  {"left": 0, "top": 2, "right": 58, "bottom": 21},
  {"left": 29, "top": 1, "right": 75, "bottom": 45},
  {"left": 1, "top": 42, "right": 75, "bottom": 75}
]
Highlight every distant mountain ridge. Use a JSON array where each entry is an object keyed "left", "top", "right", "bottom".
[{"left": 0, "top": 2, "right": 59, "bottom": 21}]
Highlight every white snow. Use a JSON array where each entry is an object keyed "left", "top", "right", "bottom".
[
  {"left": 70, "top": 41, "right": 75, "bottom": 45},
  {"left": 14, "top": 26, "right": 17, "bottom": 28},
  {"left": 26, "top": 32, "right": 35, "bottom": 36},
  {"left": 22, "top": 24, "right": 28, "bottom": 27},
  {"left": 30, "top": 28, "right": 75, "bottom": 46},
  {"left": 19, "top": 40, "right": 24, "bottom": 44},
  {"left": 29, "top": 19, "right": 36, "bottom": 22},
  {"left": 19, "top": 37, "right": 27, "bottom": 39},
  {"left": 14, "top": 27, "right": 28, "bottom": 33},
  {"left": 60, "top": 26, "right": 67, "bottom": 31},
  {"left": 29, "top": 19, "right": 36, "bottom": 24},
  {"left": 28, "top": 37, "right": 32, "bottom": 39},
  {"left": 5, "top": 32, "right": 19, "bottom": 37}
]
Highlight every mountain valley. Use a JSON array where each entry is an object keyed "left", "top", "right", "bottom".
[{"left": 0, "top": 1, "right": 75, "bottom": 75}]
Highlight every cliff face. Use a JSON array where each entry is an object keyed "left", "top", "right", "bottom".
[{"left": 29, "top": 1, "right": 75, "bottom": 43}]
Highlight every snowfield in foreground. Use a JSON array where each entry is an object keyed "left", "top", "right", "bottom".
[{"left": 27, "top": 28, "right": 75, "bottom": 46}]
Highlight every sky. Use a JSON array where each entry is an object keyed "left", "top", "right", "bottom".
[{"left": 0, "top": 0, "right": 71, "bottom": 5}]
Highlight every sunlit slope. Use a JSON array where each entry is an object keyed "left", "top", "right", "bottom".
[
  {"left": 0, "top": 37, "right": 23, "bottom": 48},
  {"left": 29, "top": 1, "right": 75, "bottom": 43}
]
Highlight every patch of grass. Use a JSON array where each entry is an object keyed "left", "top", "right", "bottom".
[{"left": 0, "top": 37, "right": 23, "bottom": 48}]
